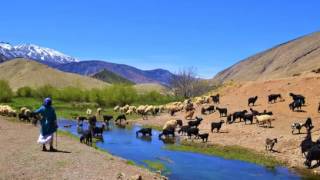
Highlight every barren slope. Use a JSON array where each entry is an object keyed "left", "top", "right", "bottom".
[
  {"left": 213, "top": 31, "right": 320, "bottom": 83},
  {"left": 0, "top": 59, "right": 108, "bottom": 90}
]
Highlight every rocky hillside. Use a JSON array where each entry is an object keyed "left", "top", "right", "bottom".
[
  {"left": 0, "top": 59, "right": 108, "bottom": 90},
  {"left": 212, "top": 31, "right": 320, "bottom": 83}
]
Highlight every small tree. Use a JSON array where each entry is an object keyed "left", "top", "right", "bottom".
[
  {"left": 16, "top": 86, "right": 34, "bottom": 97},
  {"left": 170, "top": 68, "right": 211, "bottom": 98},
  {"left": 0, "top": 80, "right": 13, "bottom": 102}
]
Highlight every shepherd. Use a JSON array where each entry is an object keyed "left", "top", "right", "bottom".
[{"left": 34, "top": 97, "right": 58, "bottom": 151}]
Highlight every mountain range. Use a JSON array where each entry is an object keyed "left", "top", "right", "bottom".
[
  {"left": 0, "top": 42, "right": 174, "bottom": 86},
  {"left": 212, "top": 31, "right": 320, "bottom": 83}
]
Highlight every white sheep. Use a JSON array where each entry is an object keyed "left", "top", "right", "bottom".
[{"left": 255, "top": 115, "right": 275, "bottom": 128}]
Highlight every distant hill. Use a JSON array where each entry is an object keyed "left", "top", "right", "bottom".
[
  {"left": 91, "top": 69, "right": 134, "bottom": 85},
  {"left": 55, "top": 61, "right": 174, "bottom": 86},
  {"left": 0, "top": 59, "right": 108, "bottom": 90},
  {"left": 133, "top": 83, "right": 169, "bottom": 94},
  {"left": 212, "top": 31, "right": 320, "bottom": 84}
]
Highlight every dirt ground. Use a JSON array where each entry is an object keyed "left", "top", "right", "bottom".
[
  {"left": 137, "top": 75, "right": 320, "bottom": 170},
  {"left": 0, "top": 117, "right": 159, "bottom": 180}
]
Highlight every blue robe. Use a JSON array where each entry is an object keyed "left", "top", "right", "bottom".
[{"left": 35, "top": 105, "right": 57, "bottom": 136}]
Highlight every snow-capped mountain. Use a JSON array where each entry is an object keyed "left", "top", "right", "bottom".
[{"left": 0, "top": 42, "right": 78, "bottom": 64}]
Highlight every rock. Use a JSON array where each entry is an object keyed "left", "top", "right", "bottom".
[{"left": 130, "top": 174, "right": 142, "bottom": 180}]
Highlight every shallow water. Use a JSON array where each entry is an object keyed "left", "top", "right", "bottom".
[{"left": 58, "top": 119, "right": 301, "bottom": 180}]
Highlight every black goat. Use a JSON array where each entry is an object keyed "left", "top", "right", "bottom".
[
  {"left": 201, "top": 105, "right": 215, "bottom": 115},
  {"left": 115, "top": 114, "right": 126, "bottom": 124},
  {"left": 159, "top": 128, "right": 175, "bottom": 139},
  {"left": 18, "top": 113, "right": 30, "bottom": 122},
  {"left": 170, "top": 109, "right": 179, "bottom": 116},
  {"left": 268, "top": 94, "right": 282, "bottom": 103},
  {"left": 103, "top": 115, "right": 113, "bottom": 122},
  {"left": 136, "top": 128, "right": 152, "bottom": 137},
  {"left": 300, "top": 132, "right": 317, "bottom": 157},
  {"left": 289, "top": 93, "right": 305, "bottom": 105},
  {"left": 304, "top": 145, "right": 320, "bottom": 168},
  {"left": 265, "top": 138, "right": 277, "bottom": 151},
  {"left": 232, "top": 110, "right": 247, "bottom": 122},
  {"left": 210, "top": 94, "right": 220, "bottom": 104},
  {"left": 80, "top": 130, "right": 93, "bottom": 146},
  {"left": 176, "top": 119, "right": 183, "bottom": 127},
  {"left": 211, "top": 120, "right": 224, "bottom": 132},
  {"left": 303, "top": 117, "right": 313, "bottom": 132},
  {"left": 216, "top": 107, "right": 227, "bottom": 117},
  {"left": 93, "top": 124, "right": 105, "bottom": 136},
  {"left": 244, "top": 114, "right": 254, "bottom": 124},
  {"left": 188, "top": 117, "right": 203, "bottom": 127},
  {"left": 289, "top": 100, "right": 302, "bottom": 111},
  {"left": 248, "top": 96, "right": 258, "bottom": 106},
  {"left": 178, "top": 125, "right": 190, "bottom": 135},
  {"left": 187, "top": 127, "right": 199, "bottom": 139},
  {"left": 152, "top": 107, "right": 160, "bottom": 116},
  {"left": 227, "top": 114, "right": 233, "bottom": 124},
  {"left": 197, "top": 133, "right": 209, "bottom": 142}
]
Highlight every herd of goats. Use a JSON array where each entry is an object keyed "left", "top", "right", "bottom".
[{"left": 1, "top": 92, "right": 320, "bottom": 168}]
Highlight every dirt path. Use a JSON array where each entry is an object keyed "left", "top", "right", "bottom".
[
  {"left": 137, "top": 76, "right": 320, "bottom": 170},
  {"left": 0, "top": 117, "right": 158, "bottom": 180}
]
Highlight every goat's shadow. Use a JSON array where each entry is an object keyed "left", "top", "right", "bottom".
[
  {"left": 294, "top": 110, "right": 307, "bottom": 113},
  {"left": 270, "top": 149, "right": 281, "bottom": 153},
  {"left": 136, "top": 136, "right": 152, "bottom": 142}
]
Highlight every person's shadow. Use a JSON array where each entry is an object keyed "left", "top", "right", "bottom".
[{"left": 46, "top": 149, "right": 71, "bottom": 153}]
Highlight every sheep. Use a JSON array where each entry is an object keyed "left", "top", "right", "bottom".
[
  {"left": 291, "top": 123, "right": 304, "bottom": 134},
  {"left": 185, "top": 102, "right": 194, "bottom": 112},
  {"left": 289, "top": 93, "right": 305, "bottom": 105},
  {"left": 268, "top": 94, "right": 282, "bottom": 103},
  {"left": 163, "top": 119, "right": 183, "bottom": 131},
  {"left": 265, "top": 138, "right": 277, "bottom": 151},
  {"left": 210, "top": 94, "right": 220, "bottom": 104},
  {"left": 114, "top": 105, "right": 120, "bottom": 112},
  {"left": 18, "top": 112, "right": 30, "bottom": 122},
  {"left": 304, "top": 145, "right": 320, "bottom": 168},
  {"left": 136, "top": 128, "right": 152, "bottom": 137},
  {"left": 232, "top": 110, "right": 247, "bottom": 122},
  {"left": 255, "top": 115, "right": 274, "bottom": 128},
  {"left": 187, "top": 127, "right": 199, "bottom": 139},
  {"left": 248, "top": 96, "right": 258, "bottom": 106},
  {"left": 158, "top": 128, "right": 175, "bottom": 139},
  {"left": 211, "top": 120, "right": 224, "bottom": 132},
  {"left": 96, "top": 108, "right": 102, "bottom": 116},
  {"left": 243, "top": 114, "right": 254, "bottom": 124},
  {"left": 152, "top": 106, "right": 160, "bottom": 116},
  {"left": 188, "top": 117, "right": 203, "bottom": 128},
  {"left": 86, "top": 108, "right": 92, "bottom": 116},
  {"left": 289, "top": 100, "right": 302, "bottom": 111},
  {"left": 197, "top": 133, "right": 209, "bottom": 142},
  {"left": 185, "top": 110, "right": 195, "bottom": 120},
  {"left": 115, "top": 114, "right": 126, "bottom": 124},
  {"left": 80, "top": 130, "right": 93, "bottom": 146},
  {"left": 178, "top": 125, "right": 190, "bottom": 135},
  {"left": 216, "top": 107, "right": 227, "bottom": 117},
  {"left": 201, "top": 105, "right": 215, "bottom": 115}
]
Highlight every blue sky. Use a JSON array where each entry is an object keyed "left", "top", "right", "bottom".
[{"left": 0, "top": 0, "right": 319, "bottom": 78}]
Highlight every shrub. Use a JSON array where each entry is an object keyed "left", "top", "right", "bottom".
[
  {"left": 0, "top": 80, "right": 13, "bottom": 102},
  {"left": 34, "top": 85, "right": 57, "bottom": 99},
  {"left": 16, "top": 86, "right": 34, "bottom": 97}
]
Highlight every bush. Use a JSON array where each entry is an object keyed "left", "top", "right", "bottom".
[
  {"left": 34, "top": 85, "right": 57, "bottom": 99},
  {"left": 16, "top": 86, "right": 34, "bottom": 97},
  {"left": 0, "top": 80, "right": 13, "bottom": 102},
  {"left": 54, "top": 87, "right": 85, "bottom": 102}
]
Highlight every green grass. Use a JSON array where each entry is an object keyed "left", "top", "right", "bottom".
[
  {"left": 165, "top": 140, "right": 283, "bottom": 168},
  {"left": 143, "top": 160, "right": 166, "bottom": 171},
  {"left": 126, "top": 160, "right": 136, "bottom": 166}
]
